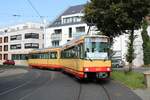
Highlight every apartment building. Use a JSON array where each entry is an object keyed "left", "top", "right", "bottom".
[
  {"left": 45, "top": 4, "right": 150, "bottom": 67},
  {"left": 0, "top": 22, "right": 44, "bottom": 66},
  {"left": 45, "top": 4, "right": 97, "bottom": 47}
]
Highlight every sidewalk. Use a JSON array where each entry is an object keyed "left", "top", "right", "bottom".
[
  {"left": 112, "top": 67, "right": 150, "bottom": 73},
  {"left": 134, "top": 88, "right": 150, "bottom": 100},
  {"left": 133, "top": 67, "right": 150, "bottom": 73},
  {"left": 133, "top": 67, "right": 150, "bottom": 100}
]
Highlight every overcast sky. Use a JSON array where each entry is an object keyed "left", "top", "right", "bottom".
[{"left": 0, "top": 0, "right": 88, "bottom": 27}]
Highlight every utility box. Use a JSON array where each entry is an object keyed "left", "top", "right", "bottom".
[{"left": 144, "top": 71, "right": 150, "bottom": 88}]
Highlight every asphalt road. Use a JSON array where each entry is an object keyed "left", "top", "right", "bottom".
[{"left": 0, "top": 68, "right": 142, "bottom": 100}]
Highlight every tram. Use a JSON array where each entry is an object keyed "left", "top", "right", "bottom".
[
  {"left": 61, "top": 35, "right": 111, "bottom": 79},
  {"left": 28, "top": 35, "right": 112, "bottom": 79},
  {"left": 28, "top": 47, "right": 63, "bottom": 69}
]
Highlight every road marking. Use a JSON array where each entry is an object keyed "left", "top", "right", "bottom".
[{"left": 0, "top": 71, "right": 41, "bottom": 96}]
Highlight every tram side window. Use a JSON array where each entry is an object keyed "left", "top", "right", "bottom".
[
  {"left": 40, "top": 53, "right": 48, "bottom": 59},
  {"left": 31, "top": 54, "right": 38, "bottom": 59},
  {"left": 61, "top": 47, "right": 75, "bottom": 58},
  {"left": 39, "top": 54, "right": 42, "bottom": 59},
  {"left": 78, "top": 44, "right": 84, "bottom": 59},
  {"left": 61, "top": 45, "right": 84, "bottom": 59},
  {"left": 44, "top": 53, "right": 49, "bottom": 59},
  {"left": 49, "top": 52, "right": 57, "bottom": 59},
  {"left": 61, "top": 51, "right": 66, "bottom": 58},
  {"left": 31, "top": 53, "right": 49, "bottom": 59}
]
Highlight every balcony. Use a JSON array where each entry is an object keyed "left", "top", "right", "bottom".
[
  {"left": 51, "top": 33, "right": 62, "bottom": 41},
  {"left": 72, "top": 32, "right": 85, "bottom": 38}
]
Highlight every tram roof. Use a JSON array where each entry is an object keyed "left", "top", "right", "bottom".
[
  {"left": 62, "top": 35, "right": 109, "bottom": 49},
  {"left": 30, "top": 46, "right": 62, "bottom": 53}
]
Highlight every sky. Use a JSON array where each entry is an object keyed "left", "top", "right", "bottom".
[{"left": 0, "top": 0, "right": 88, "bottom": 27}]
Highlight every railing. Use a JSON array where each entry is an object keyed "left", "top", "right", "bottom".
[
  {"left": 72, "top": 32, "right": 85, "bottom": 38},
  {"left": 51, "top": 33, "right": 62, "bottom": 41},
  {"left": 7, "top": 26, "right": 42, "bottom": 32}
]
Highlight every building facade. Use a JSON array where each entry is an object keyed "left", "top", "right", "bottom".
[
  {"left": 0, "top": 22, "right": 44, "bottom": 66},
  {"left": 45, "top": 4, "right": 150, "bottom": 67},
  {"left": 45, "top": 4, "right": 97, "bottom": 48}
]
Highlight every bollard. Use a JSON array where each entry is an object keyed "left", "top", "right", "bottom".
[{"left": 144, "top": 71, "right": 150, "bottom": 88}]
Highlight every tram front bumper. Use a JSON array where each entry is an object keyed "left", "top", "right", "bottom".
[
  {"left": 84, "top": 67, "right": 111, "bottom": 72},
  {"left": 83, "top": 67, "right": 111, "bottom": 79}
]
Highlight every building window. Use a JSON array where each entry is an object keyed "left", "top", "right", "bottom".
[
  {"left": 4, "top": 45, "right": 8, "bottom": 51},
  {"left": 4, "top": 54, "right": 8, "bottom": 60},
  {"left": 24, "top": 43, "right": 39, "bottom": 49},
  {"left": 0, "top": 37, "right": 2, "bottom": 43},
  {"left": 10, "top": 35, "right": 22, "bottom": 41},
  {"left": 10, "top": 44, "right": 21, "bottom": 50},
  {"left": 69, "top": 27, "right": 72, "bottom": 38},
  {"left": 4, "top": 30, "right": 8, "bottom": 33},
  {"left": 54, "top": 29, "right": 62, "bottom": 34},
  {"left": 52, "top": 40, "right": 59, "bottom": 47},
  {"left": 4, "top": 36, "right": 8, "bottom": 43},
  {"left": 0, "top": 54, "right": 2, "bottom": 60},
  {"left": 43, "top": 34, "right": 44, "bottom": 39},
  {"left": 25, "top": 33, "right": 39, "bottom": 39},
  {"left": 54, "top": 21, "right": 61, "bottom": 25},
  {"left": 12, "top": 54, "right": 28, "bottom": 60},
  {"left": 63, "top": 17, "right": 73, "bottom": 24},
  {"left": 0, "top": 46, "right": 2, "bottom": 51},
  {"left": 63, "top": 16, "right": 82, "bottom": 24},
  {"left": 76, "top": 26, "right": 85, "bottom": 33}
]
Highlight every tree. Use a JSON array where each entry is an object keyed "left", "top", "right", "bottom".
[
  {"left": 141, "top": 19, "right": 150, "bottom": 65},
  {"left": 126, "top": 30, "right": 136, "bottom": 71},
  {"left": 84, "top": 0, "right": 150, "bottom": 71}
]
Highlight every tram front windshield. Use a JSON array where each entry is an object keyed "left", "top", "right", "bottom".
[{"left": 84, "top": 37, "right": 109, "bottom": 60}]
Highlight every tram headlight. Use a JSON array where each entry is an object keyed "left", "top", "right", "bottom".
[
  {"left": 84, "top": 68, "right": 89, "bottom": 72},
  {"left": 107, "top": 68, "right": 110, "bottom": 71}
]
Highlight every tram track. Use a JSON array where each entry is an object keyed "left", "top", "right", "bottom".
[
  {"left": 76, "top": 80, "right": 112, "bottom": 100},
  {"left": 101, "top": 84, "right": 112, "bottom": 100},
  {"left": 76, "top": 79, "right": 112, "bottom": 100},
  {"left": 77, "top": 82, "right": 82, "bottom": 100}
]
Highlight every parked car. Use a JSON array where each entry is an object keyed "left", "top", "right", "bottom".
[
  {"left": 3, "top": 60, "right": 15, "bottom": 65},
  {"left": 112, "top": 59, "right": 124, "bottom": 68}
]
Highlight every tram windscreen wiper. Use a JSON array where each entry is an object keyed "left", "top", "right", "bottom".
[{"left": 87, "top": 55, "right": 93, "bottom": 62}]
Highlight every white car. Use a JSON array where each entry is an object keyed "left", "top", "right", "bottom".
[{"left": 112, "top": 59, "right": 124, "bottom": 68}]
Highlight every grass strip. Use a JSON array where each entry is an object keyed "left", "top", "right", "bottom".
[{"left": 111, "top": 70, "right": 145, "bottom": 89}]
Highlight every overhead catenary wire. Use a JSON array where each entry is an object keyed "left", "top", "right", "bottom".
[
  {"left": 0, "top": 14, "right": 50, "bottom": 18},
  {"left": 26, "top": 0, "right": 47, "bottom": 48},
  {"left": 26, "top": 0, "right": 43, "bottom": 20}
]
